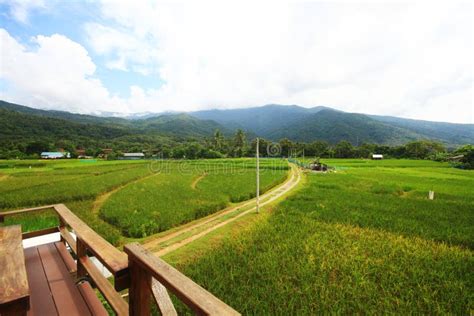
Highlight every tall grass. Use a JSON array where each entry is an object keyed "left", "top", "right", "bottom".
[
  {"left": 0, "top": 159, "right": 288, "bottom": 243},
  {"left": 0, "top": 163, "right": 152, "bottom": 209},
  {"left": 100, "top": 160, "right": 288, "bottom": 237},
  {"left": 173, "top": 159, "right": 474, "bottom": 314}
]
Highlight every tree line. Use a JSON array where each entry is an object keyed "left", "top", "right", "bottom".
[{"left": 1, "top": 128, "right": 472, "bottom": 168}]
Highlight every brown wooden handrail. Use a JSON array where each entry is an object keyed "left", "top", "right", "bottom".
[
  {"left": 53, "top": 204, "right": 128, "bottom": 286},
  {"left": 0, "top": 204, "right": 129, "bottom": 288},
  {"left": 1, "top": 205, "right": 240, "bottom": 315},
  {"left": 0, "top": 204, "right": 130, "bottom": 314},
  {"left": 124, "top": 242, "right": 240, "bottom": 316}
]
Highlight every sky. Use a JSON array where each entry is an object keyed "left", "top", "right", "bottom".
[{"left": 0, "top": 0, "right": 472, "bottom": 123}]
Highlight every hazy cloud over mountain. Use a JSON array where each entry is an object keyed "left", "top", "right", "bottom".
[{"left": 0, "top": 1, "right": 472, "bottom": 123}]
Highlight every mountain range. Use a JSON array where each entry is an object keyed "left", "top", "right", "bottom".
[{"left": 1, "top": 100, "right": 473, "bottom": 147}]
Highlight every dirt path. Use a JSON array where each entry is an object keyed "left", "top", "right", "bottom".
[
  {"left": 91, "top": 172, "right": 159, "bottom": 215},
  {"left": 144, "top": 164, "right": 302, "bottom": 256},
  {"left": 191, "top": 173, "right": 207, "bottom": 189}
]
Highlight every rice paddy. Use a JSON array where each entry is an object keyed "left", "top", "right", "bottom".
[
  {"left": 168, "top": 159, "right": 474, "bottom": 314},
  {"left": 1, "top": 158, "right": 472, "bottom": 314},
  {"left": 0, "top": 158, "right": 288, "bottom": 244}
]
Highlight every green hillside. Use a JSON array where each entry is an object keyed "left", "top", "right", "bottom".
[
  {"left": 191, "top": 104, "right": 329, "bottom": 135},
  {"left": 137, "top": 113, "right": 232, "bottom": 138},
  {"left": 0, "top": 102, "right": 230, "bottom": 158},
  {"left": 0, "top": 100, "right": 129, "bottom": 126},
  {"left": 370, "top": 114, "right": 474, "bottom": 145},
  {"left": 1, "top": 100, "right": 472, "bottom": 153},
  {"left": 267, "top": 109, "right": 422, "bottom": 145},
  {"left": 0, "top": 108, "right": 131, "bottom": 142},
  {"left": 191, "top": 104, "right": 474, "bottom": 145}
]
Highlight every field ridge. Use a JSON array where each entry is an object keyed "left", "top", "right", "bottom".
[
  {"left": 144, "top": 164, "right": 301, "bottom": 256},
  {"left": 191, "top": 172, "right": 207, "bottom": 189},
  {"left": 91, "top": 171, "right": 158, "bottom": 215}
]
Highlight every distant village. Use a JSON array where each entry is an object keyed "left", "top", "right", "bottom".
[{"left": 40, "top": 149, "right": 146, "bottom": 160}]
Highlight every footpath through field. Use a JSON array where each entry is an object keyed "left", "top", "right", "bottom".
[
  {"left": 91, "top": 172, "right": 159, "bottom": 216},
  {"left": 143, "top": 163, "right": 302, "bottom": 256}
]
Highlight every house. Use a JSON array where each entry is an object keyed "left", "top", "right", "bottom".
[
  {"left": 41, "top": 152, "right": 70, "bottom": 159},
  {"left": 122, "top": 153, "right": 145, "bottom": 160},
  {"left": 372, "top": 154, "right": 383, "bottom": 160},
  {"left": 76, "top": 149, "right": 87, "bottom": 159},
  {"left": 97, "top": 148, "right": 113, "bottom": 159}
]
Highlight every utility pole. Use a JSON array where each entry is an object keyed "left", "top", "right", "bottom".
[{"left": 256, "top": 137, "right": 260, "bottom": 214}]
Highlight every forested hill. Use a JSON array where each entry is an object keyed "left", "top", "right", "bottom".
[
  {"left": 191, "top": 105, "right": 474, "bottom": 145},
  {"left": 266, "top": 109, "right": 422, "bottom": 145},
  {"left": 0, "top": 100, "right": 230, "bottom": 138},
  {"left": 0, "top": 100, "right": 129, "bottom": 125},
  {"left": 1, "top": 100, "right": 473, "bottom": 150},
  {"left": 0, "top": 101, "right": 232, "bottom": 157}
]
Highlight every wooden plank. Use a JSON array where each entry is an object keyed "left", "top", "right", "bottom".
[
  {"left": 59, "top": 218, "right": 66, "bottom": 244},
  {"left": 59, "top": 226, "right": 77, "bottom": 254},
  {"left": 37, "top": 243, "right": 91, "bottom": 316},
  {"left": 0, "top": 225, "right": 30, "bottom": 315},
  {"left": 54, "top": 242, "right": 76, "bottom": 274},
  {"left": 129, "top": 259, "right": 152, "bottom": 316},
  {"left": 0, "top": 205, "right": 57, "bottom": 222},
  {"left": 79, "top": 256, "right": 129, "bottom": 316},
  {"left": 50, "top": 280, "right": 92, "bottom": 316},
  {"left": 124, "top": 243, "right": 239, "bottom": 316},
  {"left": 22, "top": 226, "right": 59, "bottom": 240},
  {"left": 76, "top": 281, "right": 108, "bottom": 316},
  {"left": 151, "top": 279, "right": 177, "bottom": 316},
  {"left": 54, "top": 204, "right": 127, "bottom": 276},
  {"left": 24, "top": 247, "right": 58, "bottom": 316},
  {"left": 77, "top": 239, "right": 87, "bottom": 279}
]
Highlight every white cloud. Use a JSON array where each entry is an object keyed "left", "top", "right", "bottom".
[
  {"left": 1, "top": 1, "right": 472, "bottom": 123},
  {"left": 84, "top": 23, "right": 159, "bottom": 74},
  {"left": 0, "top": 0, "right": 45, "bottom": 23},
  {"left": 80, "top": 1, "right": 473, "bottom": 122},
  {"left": 0, "top": 29, "right": 128, "bottom": 113}
]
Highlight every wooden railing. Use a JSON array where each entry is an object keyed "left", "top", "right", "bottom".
[
  {"left": 0, "top": 204, "right": 129, "bottom": 315},
  {"left": 0, "top": 204, "right": 240, "bottom": 315},
  {"left": 125, "top": 243, "right": 239, "bottom": 316}
]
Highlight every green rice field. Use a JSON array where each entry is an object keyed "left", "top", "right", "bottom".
[
  {"left": 171, "top": 159, "right": 474, "bottom": 314},
  {"left": 1, "top": 158, "right": 472, "bottom": 314},
  {"left": 0, "top": 158, "right": 288, "bottom": 243}
]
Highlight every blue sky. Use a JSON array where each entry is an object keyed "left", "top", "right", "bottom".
[
  {"left": 0, "top": 1, "right": 472, "bottom": 123},
  {"left": 0, "top": 1, "right": 161, "bottom": 98}
]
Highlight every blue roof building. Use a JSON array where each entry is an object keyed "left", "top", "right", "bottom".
[{"left": 41, "top": 152, "right": 70, "bottom": 159}]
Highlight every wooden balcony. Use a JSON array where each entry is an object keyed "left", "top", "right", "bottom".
[{"left": 0, "top": 204, "right": 240, "bottom": 316}]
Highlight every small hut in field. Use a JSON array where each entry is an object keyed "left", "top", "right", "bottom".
[{"left": 372, "top": 154, "right": 383, "bottom": 160}]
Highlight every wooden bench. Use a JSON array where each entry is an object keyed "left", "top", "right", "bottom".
[{"left": 0, "top": 225, "right": 29, "bottom": 315}]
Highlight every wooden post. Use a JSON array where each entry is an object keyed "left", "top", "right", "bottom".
[
  {"left": 76, "top": 238, "right": 87, "bottom": 279},
  {"left": 429, "top": 191, "right": 435, "bottom": 200},
  {"left": 59, "top": 217, "right": 66, "bottom": 244},
  {"left": 129, "top": 259, "right": 152, "bottom": 316},
  {"left": 256, "top": 138, "right": 260, "bottom": 214}
]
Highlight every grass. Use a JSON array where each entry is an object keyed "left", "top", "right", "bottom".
[
  {"left": 0, "top": 158, "right": 288, "bottom": 245},
  {"left": 3, "top": 158, "right": 471, "bottom": 313},
  {"left": 169, "top": 159, "right": 473, "bottom": 314},
  {"left": 0, "top": 162, "right": 152, "bottom": 210},
  {"left": 100, "top": 159, "right": 288, "bottom": 238}
]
